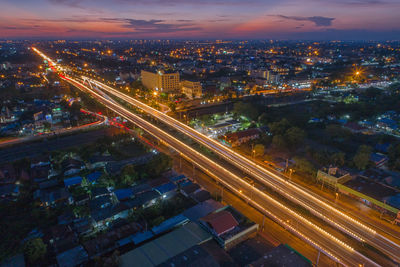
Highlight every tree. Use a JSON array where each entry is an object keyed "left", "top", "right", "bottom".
[
  {"left": 233, "top": 102, "right": 260, "bottom": 121},
  {"left": 168, "top": 102, "right": 176, "bottom": 112},
  {"left": 143, "top": 154, "right": 172, "bottom": 177},
  {"left": 120, "top": 164, "right": 139, "bottom": 186},
  {"left": 272, "top": 135, "right": 287, "bottom": 150},
  {"left": 293, "top": 157, "right": 317, "bottom": 178},
  {"left": 24, "top": 238, "right": 47, "bottom": 263},
  {"left": 353, "top": 145, "right": 372, "bottom": 170},
  {"left": 254, "top": 144, "right": 265, "bottom": 157},
  {"left": 269, "top": 118, "right": 290, "bottom": 136},
  {"left": 331, "top": 152, "right": 346, "bottom": 167},
  {"left": 285, "top": 127, "right": 306, "bottom": 148}
]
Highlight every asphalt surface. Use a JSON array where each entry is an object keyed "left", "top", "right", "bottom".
[
  {"left": 90, "top": 79, "right": 400, "bottom": 265},
  {"left": 0, "top": 128, "right": 116, "bottom": 163},
  {"left": 65, "top": 77, "right": 384, "bottom": 266}
]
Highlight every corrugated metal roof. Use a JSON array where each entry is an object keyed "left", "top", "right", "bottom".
[
  {"left": 120, "top": 222, "right": 211, "bottom": 267},
  {"left": 63, "top": 176, "right": 82, "bottom": 187}
]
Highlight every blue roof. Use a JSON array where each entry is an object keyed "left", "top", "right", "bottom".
[
  {"left": 154, "top": 182, "right": 177, "bottom": 194},
  {"left": 375, "top": 143, "right": 391, "bottom": 153},
  {"left": 378, "top": 118, "right": 397, "bottom": 127},
  {"left": 179, "top": 180, "right": 192, "bottom": 188},
  {"left": 151, "top": 214, "right": 189, "bottom": 235},
  {"left": 64, "top": 176, "right": 83, "bottom": 187},
  {"left": 132, "top": 231, "right": 154, "bottom": 245},
  {"left": 116, "top": 236, "right": 133, "bottom": 248},
  {"left": 114, "top": 188, "right": 133, "bottom": 201},
  {"left": 370, "top": 153, "right": 388, "bottom": 164},
  {"left": 87, "top": 171, "right": 102, "bottom": 182},
  {"left": 131, "top": 183, "right": 151, "bottom": 195},
  {"left": 170, "top": 175, "right": 186, "bottom": 183},
  {"left": 183, "top": 199, "right": 224, "bottom": 221}
]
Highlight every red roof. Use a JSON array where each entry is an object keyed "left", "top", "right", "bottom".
[
  {"left": 225, "top": 128, "right": 261, "bottom": 142},
  {"left": 202, "top": 210, "right": 238, "bottom": 236}
]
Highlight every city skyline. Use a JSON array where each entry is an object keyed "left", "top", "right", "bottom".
[{"left": 1, "top": 0, "right": 400, "bottom": 40}]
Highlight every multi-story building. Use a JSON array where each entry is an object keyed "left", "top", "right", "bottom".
[
  {"left": 181, "top": 80, "right": 202, "bottom": 99},
  {"left": 141, "top": 70, "right": 180, "bottom": 92}
]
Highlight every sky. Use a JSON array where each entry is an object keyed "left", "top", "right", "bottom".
[{"left": 1, "top": 0, "right": 400, "bottom": 40}]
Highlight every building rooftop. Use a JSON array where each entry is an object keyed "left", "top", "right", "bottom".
[
  {"left": 120, "top": 222, "right": 212, "bottom": 267},
  {"left": 201, "top": 210, "right": 239, "bottom": 236},
  {"left": 343, "top": 176, "right": 400, "bottom": 210},
  {"left": 158, "top": 245, "right": 219, "bottom": 267},
  {"left": 63, "top": 176, "right": 82, "bottom": 187},
  {"left": 56, "top": 245, "right": 88, "bottom": 267},
  {"left": 183, "top": 199, "right": 224, "bottom": 221}
]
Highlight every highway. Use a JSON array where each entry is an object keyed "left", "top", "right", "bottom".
[
  {"left": 84, "top": 77, "right": 400, "bottom": 263},
  {"left": 62, "top": 74, "right": 381, "bottom": 267},
  {"left": 32, "top": 47, "right": 399, "bottom": 265}
]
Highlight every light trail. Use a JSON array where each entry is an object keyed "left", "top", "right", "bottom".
[
  {"left": 65, "top": 75, "right": 378, "bottom": 267},
  {"left": 32, "top": 47, "right": 393, "bottom": 266},
  {"left": 85, "top": 77, "right": 400, "bottom": 263}
]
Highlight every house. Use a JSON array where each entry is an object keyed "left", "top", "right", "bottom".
[
  {"left": 375, "top": 143, "right": 391, "bottom": 154},
  {"left": 56, "top": 245, "right": 88, "bottom": 267},
  {"left": 72, "top": 218, "right": 91, "bottom": 236},
  {"left": 123, "top": 190, "right": 161, "bottom": 209},
  {"left": 119, "top": 222, "right": 212, "bottom": 267},
  {"left": 88, "top": 155, "right": 115, "bottom": 169},
  {"left": 31, "top": 165, "right": 51, "bottom": 182},
  {"left": 114, "top": 188, "right": 134, "bottom": 202},
  {"left": 370, "top": 153, "right": 388, "bottom": 167},
  {"left": 200, "top": 210, "right": 239, "bottom": 237},
  {"left": 316, "top": 167, "right": 352, "bottom": 189},
  {"left": 0, "top": 184, "right": 19, "bottom": 200},
  {"left": 183, "top": 199, "right": 224, "bottom": 221},
  {"left": 343, "top": 122, "right": 365, "bottom": 133},
  {"left": 34, "top": 187, "right": 72, "bottom": 207},
  {"left": 169, "top": 175, "right": 186, "bottom": 184},
  {"left": 199, "top": 206, "right": 259, "bottom": 249},
  {"left": 0, "top": 164, "right": 17, "bottom": 184},
  {"left": 131, "top": 183, "right": 151, "bottom": 195},
  {"left": 377, "top": 118, "right": 398, "bottom": 132},
  {"left": 89, "top": 195, "right": 134, "bottom": 228},
  {"left": 90, "top": 202, "right": 131, "bottom": 229},
  {"left": 38, "top": 179, "right": 59, "bottom": 190},
  {"left": 190, "top": 189, "right": 211, "bottom": 203},
  {"left": 86, "top": 171, "right": 102, "bottom": 184},
  {"left": 31, "top": 155, "right": 50, "bottom": 168},
  {"left": 151, "top": 214, "right": 189, "bottom": 235},
  {"left": 63, "top": 176, "right": 83, "bottom": 188},
  {"left": 223, "top": 128, "right": 261, "bottom": 147},
  {"left": 44, "top": 224, "right": 78, "bottom": 253},
  {"left": 154, "top": 182, "right": 177, "bottom": 199},
  {"left": 180, "top": 183, "right": 201, "bottom": 197},
  {"left": 61, "top": 158, "right": 85, "bottom": 176},
  {"left": 83, "top": 222, "right": 141, "bottom": 258},
  {"left": 91, "top": 187, "right": 109, "bottom": 199}
]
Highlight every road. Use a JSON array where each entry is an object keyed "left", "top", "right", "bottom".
[
  {"left": 32, "top": 47, "right": 399, "bottom": 265},
  {"left": 85, "top": 77, "right": 400, "bottom": 263},
  {"left": 59, "top": 75, "right": 382, "bottom": 266},
  {"left": 0, "top": 110, "right": 106, "bottom": 149},
  {"left": 0, "top": 128, "right": 116, "bottom": 163}
]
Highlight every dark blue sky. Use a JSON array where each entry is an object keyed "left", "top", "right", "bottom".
[{"left": 1, "top": 0, "right": 399, "bottom": 40}]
